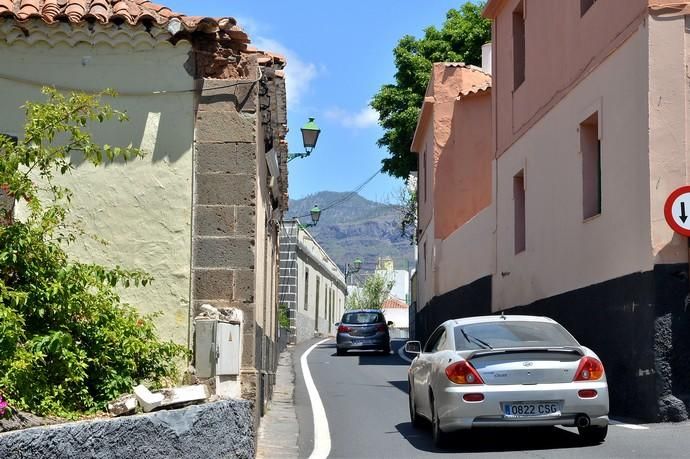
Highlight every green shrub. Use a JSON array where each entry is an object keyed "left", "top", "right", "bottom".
[{"left": 0, "top": 88, "right": 188, "bottom": 417}]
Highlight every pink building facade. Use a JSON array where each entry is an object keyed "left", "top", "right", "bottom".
[{"left": 413, "top": 0, "right": 690, "bottom": 421}]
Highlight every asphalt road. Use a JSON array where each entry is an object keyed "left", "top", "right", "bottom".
[{"left": 294, "top": 338, "right": 690, "bottom": 459}]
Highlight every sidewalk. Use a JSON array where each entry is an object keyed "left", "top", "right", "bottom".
[{"left": 256, "top": 347, "right": 299, "bottom": 459}]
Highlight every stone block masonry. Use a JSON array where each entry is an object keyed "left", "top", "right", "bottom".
[
  {"left": 191, "top": 72, "right": 268, "bottom": 431},
  {"left": 0, "top": 400, "right": 255, "bottom": 459}
]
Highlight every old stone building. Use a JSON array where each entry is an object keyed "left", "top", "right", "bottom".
[{"left": 0, "top": 0, "right": 289, "bottom": 424}]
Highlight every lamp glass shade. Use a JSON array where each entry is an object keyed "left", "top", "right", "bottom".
[
  {"left": 301, "top": 117, "right": 321, "bottom": 152},
  {"left": 353, "top": 258, "right": 362, "bottom": 271},
  {"left": 310, "top": 205, "right": 321, "bottom": 224}
]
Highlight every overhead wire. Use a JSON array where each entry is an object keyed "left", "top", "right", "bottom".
[{"left": 289, "top": 167, "right": 382, "bottom": 220}]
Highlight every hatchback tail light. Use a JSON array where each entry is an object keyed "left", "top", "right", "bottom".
[
  {"left": 573, "top": 357, "right": 604, "bottom": 381},
  {"left": 445, "top": 361, "right": 484, "bottom": 385},
  {"left": 376, "top": 324, "right": 387, "bottom": 332},
  {"left": 337, "top": 325, "right": 352, "bottom": 333}
]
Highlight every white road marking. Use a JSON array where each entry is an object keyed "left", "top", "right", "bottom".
[
  {"left": 609, "top": 419, "right": 649, "bottom": 430},
  {"left": 302, "top": 338, "right": 332, "bottom": 459},
  {"left": 397, "top": 345, "right": 412, "bottom": 363}
]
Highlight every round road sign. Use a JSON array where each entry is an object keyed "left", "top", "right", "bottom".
[{"left": 664, "top": 186, "right": 690, "bottom": 237}]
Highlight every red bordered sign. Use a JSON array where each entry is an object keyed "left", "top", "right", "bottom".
[{"left": 664, "top": 186, "right": 690, "bottom": 237}]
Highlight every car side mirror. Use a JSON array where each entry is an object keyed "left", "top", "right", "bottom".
[
  {"left": 387, "top": 321, "right": 394, "bottom": 326},
  {"left": 405, "top": 340, "right": 421, "bottom": 355},
  {"left": 334, "top": 322, "right": 340, "bottom": 327}
]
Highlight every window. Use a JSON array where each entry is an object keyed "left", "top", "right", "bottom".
[
  {"left": 581, "top": 0, "right": 597, "bottom": 16},
  {"left": 513, "top": 171, "right": 526, "bottom": 254},
  {"left": 315, "top": 276, "right": 321, "bottom": 318},
  {"left": 432, "top": 330, "right": 447, "bottom": 352},
  {"left": 454, "top": 321, "right": 579, "bottom": 351},
  {"left": 424, "top": 326, "right": 445, "bottom": 353},
  {"left": 303, "top": 268, "right": 309, "bottom": 311},
  {"left": 581, "top": 112, "right": 601, "bottom": 219},
  {"left": 512, "top": 2, "right": 525, "bottom": 90},
  {"left": 342, "top": 311, "right": 384, "bottom": 324}
]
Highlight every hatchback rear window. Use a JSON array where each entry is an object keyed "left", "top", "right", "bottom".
[
  {"left": 342, "top": 312, "right": 384, "bottom": 324},
  {"left": 454, "top": 321, "right": 579, "bottom": 350}
]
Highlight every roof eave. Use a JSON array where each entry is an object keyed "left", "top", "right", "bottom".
[
  {"left": 410, "top": 96, "right": 434, "bottom": 154},
  {"left": 483, "top": 0, "right": 507, "bottom": 19}
]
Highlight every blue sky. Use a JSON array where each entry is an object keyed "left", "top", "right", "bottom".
[{"left": 165, "top": 0, "right": 464, "bottom": 203}]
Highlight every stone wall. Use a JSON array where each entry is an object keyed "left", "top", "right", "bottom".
[
  {"left": 278, "top": 224, "right": 299, "bottom": 343},
  {"left": 0, "top": 400, "right": 254, "bottom": 459}
]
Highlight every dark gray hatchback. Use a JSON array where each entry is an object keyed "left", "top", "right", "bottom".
[{"left": 336, "top": 309, "right": 390, "bottom": 355}]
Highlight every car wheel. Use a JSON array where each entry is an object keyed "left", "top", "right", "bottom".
[
  {"left": 408, "top": 381, "right": 423, "bottom": 428},
  {"left": 431, "top": 398, "right": 449, "bottom": 448},
  {"left": 336, "top": 348, "right": 346, "bottom": 356},
  {"left": 578, "top": 424, "right": 608, "bottom": 444}
]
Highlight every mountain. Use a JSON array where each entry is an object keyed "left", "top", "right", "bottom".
[{"left": 287, "top": 192, "right": 415, "bottom": 275}]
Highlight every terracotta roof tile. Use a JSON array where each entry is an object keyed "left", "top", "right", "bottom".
[
  {"left": 382, "top": 297, "right": 409, "bottom": 310},
  {"left": 0, "top": 0, "right": 245, "bottom": 38}
]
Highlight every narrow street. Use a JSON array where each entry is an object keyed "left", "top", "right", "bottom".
[{"left": 294, "top": 339, "right": 690, "bottom": 459}]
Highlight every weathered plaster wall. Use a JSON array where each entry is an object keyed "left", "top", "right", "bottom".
[
  {"left": 0, "top": 400, "right": 254, "bottom": 459},
  {"left": 648, "top": 14, "right": 689, "bottom": 264},
  {"left": 490, "top": 0, "right": 648, "bottom": 156},
  {"left": 416, "top": 219, "right": 436, "bottom": 314},
  {"left": 0, "top": 22, "right": 195, "bottom": 343},
  {"left": 436, "top": 91, "right": 493, "bottom": 239},
  {"left": 493, "top": 25, "right": 651, "bottom": 311},
  {"left": 437, "top": 204, "right": 496, "bottom": 296},
  {"left": 382, "top": 307, "right": 408, "bottom": 328}
]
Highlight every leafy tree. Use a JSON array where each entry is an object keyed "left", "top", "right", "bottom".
[
  {"left": 371, "top": 2, "right": 491, "bottom": 179},
  {"left": 0, "top": 88, "right": 188, "bottom": 417},
  {"left": 397, "top": 177, "right": 418, "bottom": 244},
  {"left": 346, "top": 273, "right": 394, "bottom": 310}
]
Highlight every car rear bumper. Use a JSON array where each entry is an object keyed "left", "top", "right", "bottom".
[
  {"left": 336, "top": 335, "right": 389, "bottom": 350},
  {"left": 436, "top": 381, "right": 609, "bottom": 431}
]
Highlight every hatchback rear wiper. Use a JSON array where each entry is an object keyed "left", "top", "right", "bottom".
[{"left": 460, "top": 328, "right": 493, "bottom": 349}]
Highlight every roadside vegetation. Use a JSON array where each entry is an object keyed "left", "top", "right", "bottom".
[
  {"left": 0, "top": 88, "right": 188, "bottom": 419},
  {"left": 346, "top": 273, "right": 394, "bottom": 310}
]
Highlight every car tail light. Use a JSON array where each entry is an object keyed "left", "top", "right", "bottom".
[
  {"left": 376, "top": 324, "right": 387, "bottom": 332},
  {"left": 578, "top": 389, "right": 598, "bottom": 399},
  {"left": 337, "top": 325, "right": 351, "bottom": 333},
  {"left": 463, "top": 393, "right": 485, "bottom": 402},
  {"left": 574, "top": 357, "right": 604, "bottom": 381},
  {"left": 445, "top": 361, "right": 484, "bottom": 385}
]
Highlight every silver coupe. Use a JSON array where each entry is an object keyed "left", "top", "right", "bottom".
[{"left": 405, "top": 315, "right": 609, "bottom": 447}]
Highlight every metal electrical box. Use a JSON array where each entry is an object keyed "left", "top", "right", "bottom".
[{"left": 195, "top": 319, "right": 242, "bottom": 379}]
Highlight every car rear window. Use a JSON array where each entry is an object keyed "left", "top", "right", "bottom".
[
  {"left": 342, "top": 312, "right": 384, "bottom": 324},
  {"left": 454, "top": 321, "right": 579, "bottom": 350}
]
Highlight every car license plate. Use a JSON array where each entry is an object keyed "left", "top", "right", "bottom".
[{"left": 503, "top": 401, "right": 561, "bottom": 418}]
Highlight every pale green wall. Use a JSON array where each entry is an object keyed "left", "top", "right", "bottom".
[{"left": 0, "top": 22, "right": 196, "bottom": 344}]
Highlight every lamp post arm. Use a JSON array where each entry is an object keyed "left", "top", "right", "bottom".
[{"left": 287, "top": 152, "right": 312, "bottom": 162}]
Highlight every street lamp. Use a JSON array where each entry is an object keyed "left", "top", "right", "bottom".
[
  {"left": 288, "top": 118, "right": 321, "bottom": 162},
  {"left": 298, "top": 205, "right": 321, "bottom": 229},
  {"left": 345, "top": 257, "right": 362, "bottom": 284}
]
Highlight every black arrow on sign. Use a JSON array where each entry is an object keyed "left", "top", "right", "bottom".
[{"left": 681, "top": 202, "right": 688, "bottom": 223}]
